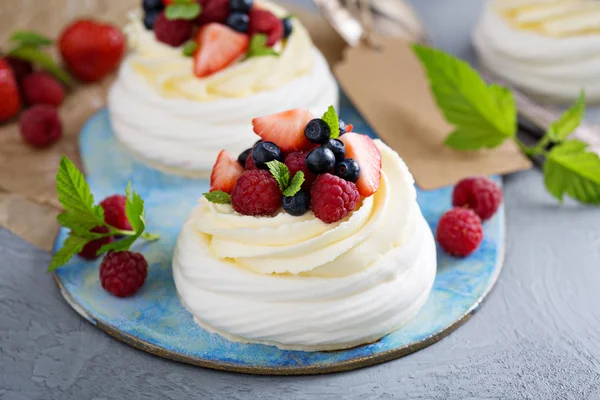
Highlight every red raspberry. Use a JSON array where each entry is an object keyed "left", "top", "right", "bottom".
[
  {"left": 100, "top": 195, "right": 132, "bottom": 232},
  {"left": 196, "top": 0, "right": 230, "bottom": 25},
  {"left": 153, "top": 12, "right": 194, "bottom": 47},
  {"left": 6, "top": 56, "right": 33, "bottom": 83},
  {"left": 248, "top": 9, "right": 284, "bottom": 46},
  {"left": 231, "top": 169, "right": 281, "bottom": 216},
  {"left": 78, "top": 226, "right": 114, "bottom": 260},
  {"left": 452, "top": 177, "right": 502, "bottom": 221},
  {"left": 436, "top": 207, "right": 483, "bottom": 257},
  {"left": 99, "top": 250, "right": 148, "bottom": 297},
  {"left": 245, "top": 149, "right": 257, "bottom": 170},
  {"left": 22, "top": 72, "right": 65, "bottom": 107},
  {"left": 19, "top": 105, "right": 62, "bottom": 148},
  {"left": 285, "top": 151, "right": 317, "bottom": 190},
  {"left": 311, "top": 173, "right": 360, "bottom": 223}
]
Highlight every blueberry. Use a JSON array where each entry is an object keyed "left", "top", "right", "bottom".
[
  {"left": 335, "top": 158, "right": 360, "bottom": 183},
  {"left": 238, "top": 148, "right": 252, "bottom": 166},
  {"left": 252, "top": 141, "right": 282, "bottom": 169},
  {"left": 143, "top": 0, "right": 164, "bottom": 12},
  {"left": 338, "top": 119, "right": 347, "bottom": 136},
  {"left": 255, "top": 139, "right": 263, "bottom": 145},
  {"left": 282, "top": 191, "right": 310, "bottom": 216},
  {"left": 304, "top": 118, "right": 331, "bottom": 144},
  {"left": 226, "top": 12, "right": 249, "bottom": 33},
  {"left": 143, "top": 11, "right": 160, "bottom": 30},
  {"left": 282, "top": 17, "right": 293, "bottom": 38},
  {"left": 322, "top": 138, "right": 345, "bottom": 162},
  {"left": 306, "top": 147, "right": 336, "bottom": 174},
  {"left": 229, "top": 0, "right": 253, "bottom": 13}
]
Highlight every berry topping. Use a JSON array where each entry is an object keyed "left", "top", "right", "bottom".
[
  {"left": 196, "top": 0, "right": 230, "bottom": 25},
  {"left": 452, "top": 177, "right": 503, "bottom": 221},
  {"left": 282, "top": 191, "right": 310, "bottom": 216},
  {"left": 22, "top": 72, "right": 65, "bottom": 107},
  {"left": 144, "top": 11, "right": 161, "bottom": 30},
  {"left": 311, "top": 173, "right": 360, "bottom": 223},
  {"left": 282, "top": 17, "right": 293, "bottom": 38},
  {"left": 100, "top": 195, "right": 133, "bottom": 232},
  {"left": 304, "top": 118, "right": 331, "bottom": 144},
  {"left": 78, "top": 226, "right": 113, "bottom": 260},
  {"left": 248, "top": 8, "right": 284, "bottom": 46},
  {"left": 436, "top": 207, "right": 483, "bottom": 257},
  {"left": 251, "top": 141, "right": 282, "bottom": 169},
  {"left": 340, "top": 133, "right": 381, "bottom": 197},
  {"left": 143, "top": 0, "right": 165, "bottom": 11},
  {"left": 322, "top": 138, "right": 345, "bottom": 162},
  {"left": 306, "top": 147, "right": 336, "bottom": 174},
  {"left": 210, "top": 149, "right": 244, "bottom": 194},
  {"left": 154, "top": 12, "right": 194, "bottom": 46},
  {"left": 6, "top": 56, "right": 33, "bottom": 84},
  {"left": 19, "top": 105, "right": 62, "bottom": 148},
  {"left": 335, "top": 158, "right": 360, "bottom": 183},
  {"left": 237, "top": 147, "right": 252, "bottom": 166},
  {"left": 226, "top": 12, "right": 250, "bottom": 33},
  {"left": 0, "top": 59, "right": 21, "bottom": 122},
  {"left": 231, "top": 169, "right": 282, "bottom": 216},
  {"left": 284, "top": 151, "right": 317, "bottom": 190},
  {"left": 100, "top": 250, "right": 148, "bottom": 297},
  {"left": 252, "top": 108, "right": 314, "bottom": 152},
  {"left": 193, "top": 23, "right": 249, "bottom": 78},
  {"left": 230, "top": 0, "right": 253, "bottom": 13},
  {"left": 58, "top": 19, "right": 125, "bottom": 82}
]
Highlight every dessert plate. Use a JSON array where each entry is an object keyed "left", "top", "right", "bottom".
[{"left": 53, "top": 94, "right": 505, "bottom": 375}]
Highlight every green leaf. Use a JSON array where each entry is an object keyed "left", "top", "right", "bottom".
[
  {"left": 283, "top": 172, "right": 305, "bottom": 197},
  {"left": 547, "top": 91, "right": 585, "bottom": 142},
  {"left": 203, "top": 191, "right": 232, "bottom": 204},
  {"left": 165, "top": 3, "right": 202, "bottom": 20},
  {"left": 322, "top": 105, "right": 340, "bottom": 139},
  {"left": 182, "top": 41, "right": 198, "bottom": 57},
  {"left": 56, "top": 156, "right": 104, "bottom": 223},
  {"left": 56, "top": 211, "right": 102, "bottom": 235},
  {"left": 266, "top": 160, "right": 290, "bottom": 192},
  {"left": 412, "top": 44, "right": 517, "bottom": 151},
  {"left": 246, "top": 34, "right": 279, "bottom": 59},
  {"left": 10, "top": 31, "right": 53, "bottom": 47},
  {"left": 8, "top": 45, "right": 73, "bottom": 86},
  {"left": 48, "top": 234, "right": 88, "bottom": 272},
  {"left": 544, "top": 139, "right": 600, "bottom": 204}
]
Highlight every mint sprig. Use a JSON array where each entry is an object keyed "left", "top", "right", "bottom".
[
  {"left": 203, "top": 190, "right": 232, "bottom": 204},
  {"left": 412, "top": 44, "right": 599, "bottom": 205},
  {"left": 246, "top": 34, "right": 279, "bottom": 59},
  {"left": 165, "top": 0, "right": 202, "bottom": 20},
  {"left": 322, "top": 105, "right": 340, "bottom": 139},
  {"left": 10, "top": 31, "right": 53, "bottom": 47},
  {"left": 283, "top": 171, "right": 304, "bottom": 197},
  {"left": 8, "top": 44, "right": 73, "bottom": 86},
  {"left": 49, "top": 157, "right": 160, "bottom": 272},
  {"left": 266, "top": 160, "right": 304, "bottom": 197}
]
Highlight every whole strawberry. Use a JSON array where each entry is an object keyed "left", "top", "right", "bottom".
[
  {"left": 100, "top": 250, "right": 148, "bottom": 297},
  {"left": 59, "top": 19, "right": 125, "bottom": 82},
  {"left": 0, "top": 58, "right": 22, "bottom": 122},
  {"left": 436, "top": 207, "right": 483, "bottom": 257},
  {"left": 452, "top": 177, "right": 503, "bottom": 221}
]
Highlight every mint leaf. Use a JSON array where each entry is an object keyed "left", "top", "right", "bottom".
[
  {"left": 182, "top": 41, "right": 197, "bottom": 57},
  {"left": 48, "top": 234, "right": 88, "bottom": 272},
  {"left": 165, "top": 3, "right": 201, "bottom": 20},
  {"left": 10, "top": 31, "right": 53, "bottom": 47},
  {"left": 56, "top": 156, "right": 104, "bottom": 224},
  {"left": 8, "top": 45, "right": 73, "bottom": 86},
  {"left": 57, "top": 211, "right": 102, "bottom": 235},
  {"left": 322, "top": 105, "right": 340, "bottom": 139},
  {"left": 204, "top": 191, "right": 232, "bottom": 204},
  {"left": 246, "top": 34, "right": 279, "bottom": 59},
  {"left": 266, "top": 160, "right": 290, "bottom": 191},
  {"left": 544, "top": 139, "right": 600, "bottom": 204},
  {"left": 283, "top": 172, "right": 304, "bottom": 197},
  {"left": 547, "top": 91, "right": 585, "bottom": 142},
  {"left": 412, "top": 44, "right": 517, "bottom": 150}
]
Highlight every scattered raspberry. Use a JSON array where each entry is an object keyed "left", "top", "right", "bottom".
[
  {"left": 311, "top": 173, "right": 360, "bottom": 223},
  {"left": 78, "top": 226, "right": 113, "bottom": 260},
  {"left": 22, "top": 72, "right": 65, "bottom": 107},
  {"left": 231, "top": 169, "right": 281, "bottom": 216},
  {"left": 248, "top": 8, "right": 284, "bottom": 46},
  {"left": 196, "top": 0, "right": 230, "bottom": 25},
  {"left": 0, "top": 58, "right": 21, "bottom": 122},
  {"left": 245, "top": 149, "right": 257, "bottom": 169},
  {"left": 100, "top": 195, "right": 132, "bottom": 232},
  {"left": 59, "top": 19, "right": 125, "bottom": 82},
  {"left": 99, "top": 250, "right": 148, "bottom": 297},
  {"left": 19, "top": 105, "right": 62, "bottom": 148},
  {"left": 285, "top": 151, "right": 317, "bottom": 190},
  {"left": 452, "top": 177, "right": 503, "bottom": 221},
  {"left": 154, "top": 12, "right": 194, "bottom": 47},
  {"left": 6, "top": 56, "right": 33, "bottom": 83},
  {"left": 436, "top": 207, "right": 483, "bottom": 257}
]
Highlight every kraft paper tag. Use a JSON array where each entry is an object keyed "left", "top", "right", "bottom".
[{"left": 334, "top": 35, "right": 532, "bottom": 190}]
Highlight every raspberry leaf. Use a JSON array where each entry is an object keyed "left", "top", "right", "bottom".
[
  {"left": 322, "top": 105, "right": 340, "bottom": 139},
  {"left": 547, "top": 91, "right": 585, "bottom": 143},
  {"left": 246, "top": 34, "right": 279, "bottom": 59},
  {"left": 182, "top": 41, "right": 198, "bottom": 57},
  {"left": 266, "top": 160, "right": 290, "bottom": 191},
  {"left": 8, "top": 45, "right": 73, "bottom": 86},
  {"left": 57, "top": 211, "right": 103, "bottom": 235},
  {"left": 203, "top": 190, "right": 232, "bottom": 204},
  {"left": 48, "top": 234, "right": 88, "bottom": 272},
  {"left": 10, "top": 31, "right": 53, "bottom": 47},
  {"left": 283, "top": 171, "right": 305, "bottom": 197},
  {"left": 165, "top": 3, "right": 202, "bottom": 20}
]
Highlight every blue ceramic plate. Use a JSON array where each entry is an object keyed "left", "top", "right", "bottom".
[{"left": 53, "top": 95, "right": 504, "bottom": 375}]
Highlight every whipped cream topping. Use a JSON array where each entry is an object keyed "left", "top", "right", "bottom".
[
  {"left": 473, "top": 0, "right": 600, "bottom": 103},
  {"left": 172, "top": 141, "right": 437, "bottom": 351}
]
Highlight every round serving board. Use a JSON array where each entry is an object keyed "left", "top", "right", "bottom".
[{"left": 53, "top": 94, "right": 505, "bottom": 375}]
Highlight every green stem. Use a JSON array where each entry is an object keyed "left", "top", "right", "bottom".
[{"left": 141, "top": 232, "right": 161, "bottom": 241}]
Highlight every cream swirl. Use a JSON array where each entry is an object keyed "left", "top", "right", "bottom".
[{"left": 172, "top": 141, "right": 437, "bottom": 351}]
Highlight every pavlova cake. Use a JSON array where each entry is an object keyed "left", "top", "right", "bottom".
[
  {"left": 172, "top": 106, "right": 437, "bottom": 351},
  {"left": 473, "top": 0, "right": 600, "bottom": 103},
  {"left": 108, "top": 0, "right": 338, "bottom": 176}
]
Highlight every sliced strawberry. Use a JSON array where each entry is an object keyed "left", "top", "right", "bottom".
[
  {"left": 346, "top": 124, "right": 353, "bottom": 133},
  {"left": 252, "top": 109, "right": 314, "bottom": 152},
  {"left": 340, "top": 133, "right": 382, "bottom": 197},
  {"left": 193, "top": 23, "right": 249, "bottom": 78},
  {"left": 248, "top": 9, "right": 284, "bottom": 46},
  {"left": 210, "top": 150, "right": 244, "bottom": 194}
]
